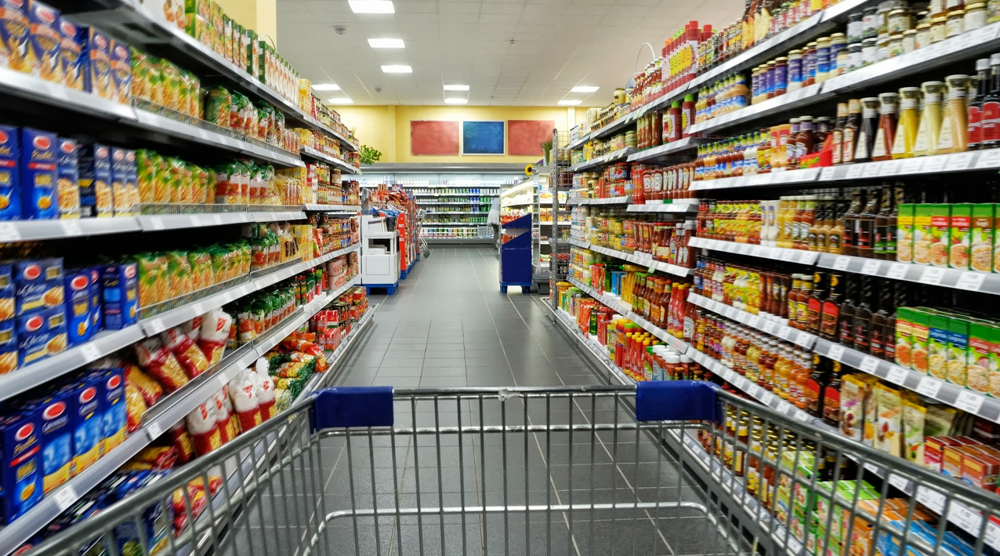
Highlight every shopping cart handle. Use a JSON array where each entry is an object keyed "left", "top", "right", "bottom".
[
  {"left": 312, "top": 387, "right": 395, "bottom": 430},
  {"left": 635, "top": 381, "right": 720, "bottom": 423}
]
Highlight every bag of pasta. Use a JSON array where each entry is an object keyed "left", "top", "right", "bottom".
[
  {"left": 136, "top": 149, "right": 157, "bottom": 204},
  {"left": 135, "top": 337, "right": 189, "bottom": 393},
  {"left": 229, "top": 371, "right": 261, "bottom": 432},
  {"left": 198, "top": 309, "right": 232, "bottom": 365},
  {"left": 170, "top": 424, "right": 195, "bottom": 464},
  {"left": 126, "top": 364, "right": 163, "bottom": 406},
  {"left": 161, "top": 327, "right": 210, "bottom": 378},
  {"left": 124, "top": 384, "right": 147, "bottom": 433},
  {"left": 204, "top": 87, "right": 231, "bottom": 128},
  {"left": 185, "top": 400, "right": 221, "bottom": 456}
]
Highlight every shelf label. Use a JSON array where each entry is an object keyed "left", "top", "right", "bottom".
[
  {"left": 921, "top": 267, "right": 946, "bottom": 285},
  {"left": 861, "top": 260, "right": 881, "bottom": 275},
  {"left": 820, "top": 167, "right": 837, "bottom": 180},
  {"left": 886, "top": 263, "right": 909, "bottom": 280},
  {"left": 213, "top": 214, "right": 224, "bottom": 225},
  {"left": 749, "top": 315, "right": 761, "bottom": 328},
  {"left": 827, "top": 344, "right": 845, "bottom": 361},
  {"left": 739, "top": 244, "right": 752, "bottom": 255},
  {"left": 795, "top": 331, "right": 812, "bottom": 347},
  {"left": 794, "top": 410, "right": 811, "bottom": 422},
  {"left": 861, "top": 162, "right": 883, "bottom": 178},
  {"left": 976, "top": 149, "right": 1000, "bottom": 169},
  {"left": 146, "top": 318, "right": 165, "bottom": 334},
  {"left": 888, "top": 474, "right": 912, "bottom": 493},
  {"left": 887, "top": 366, "right": 908, "bottom": 385},
  {"left": 900, "top": 158, "right": 924, "bottom": 174},
  {"left": 725, "top": 306, "right": 736, "bottom": 318},
  {"left": 956, "top": 391, "right": 985, "bottom": 414},
  {"left": 777, "top": 326, "right": 792, "bottom": 340},
  {"left": 0, "top": 222, "right": 22, "bottom": 243},
  {"left": 146, "top": 421, "right": 163, "bottom": 441},
  {"left": 916, "top": 485, "right": 947, "bottom": 511},
  {"left": 846, "top": 165, "right": 864, "bottom": 179},
  {"left": 923, "top": 156, "right": 947, "bottom": 173},
  {"left": 53, "top": 485, "right": 78, "bottom": 512},
  {"left": 945, "top": 152, "right": 975, "bottom": 171},
  {"left": 761, "top": 391, "right": 774, "bottom": 406},
  {"left": 916, "top": 376, "right": 943, "bottom": 398},
  {"left": 60, "top": 220, "right": 83, "bottom": 236},
  {"left": 779, "top": 250, "right": 796, "bottom": 262},
  {"left": 860, "top": 356, "right": 881, "bottom": 374},
  {"left": 218, "top": 373, "right": 230, "bottom": 388},
  {"left": 956, "top": 271, "right": 986, "bottom": 291},
  {"left": 79, "top": 343, "right": 102, "bottom": 362},
  {"left": 762, "top": 320, "right": 776, "bottom": 334},
  {"left": 832, "top": 256, "right": 851, "bottom": 271},
  {"left": 149, "top": 217, "right": 165, "bottom": 231},
  {"left": 950, "top": 503, "right": 981, "bottom": 533}
]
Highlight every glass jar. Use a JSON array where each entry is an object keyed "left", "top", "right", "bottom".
[
  {"left": 931, "top": 15, "right": 949, "bottom": 41},
  {"left": 804, "top": 42, "right": 818, "bottom": 86},
  {"left": 902, "top": 29, "right": 918, "bottom": 52},
  {"left": 847, "top": 12, "right": 864, "bottom": 42},
  {"left": 848, "top": 42, "right": 864, "bottom": 70},
  {"left": 774, "top": 57, "right": 789, "bottom": 96},
  {"left": 835, "top": 43, "right": 851, "bottom": 75},
  {"left": 888, "top": 32, "right": 905, "bottom": 57},
  {"left": 816, "top": 37, "right": 832, "bottom": 82},
  {"left": 888, "top": 7, "right": 914, "bottom": 32},
  {"left": 862, "top": 7, "right": 880, "bottom": 38},
  {"left": 862, "top": 37, "right": 879, "bottom": 66},
  {"left": 947, "top": 9, "right": 965, "bottom": 36},
  {"left": 788, "top": 50, "right": 804, "bottom": 92},
  {"left": 829, "top": 33, "right": 847, "bottom": 73},
  {"left": 989, "top": 0, "right": 1000, "bottom": 22},
  {"left": 876, "top": 5, "right": 894, "bottom": 36},
  {"left": 966, "top": 2, "right": 987, "bottom": 28},
  {"left": 876, "top": 36, "right": 890, "bottom": 61},
  {"left": 916, "top": 22, "right": 932, "bottom": 47}
]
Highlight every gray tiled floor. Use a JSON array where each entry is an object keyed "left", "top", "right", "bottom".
[{"left": 224, "top": 248, "right": 735, "bottom": 556}]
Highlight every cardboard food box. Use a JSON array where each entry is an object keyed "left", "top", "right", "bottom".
[
  {"left": 19, "top": 127, "right": 57, "bottom": 220},
  {"left": 0, "top": 125, "right": 21, "bottom": 221},
  {"left": 26, "top": 0, "right": 60, "bottom": 83},
  {"left": 0, "top": 409, "right": 43, "bottom": 524}
]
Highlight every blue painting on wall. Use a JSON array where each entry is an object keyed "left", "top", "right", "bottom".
[{"left": 462, "top": 121, "right": 505, "bottom": 155}]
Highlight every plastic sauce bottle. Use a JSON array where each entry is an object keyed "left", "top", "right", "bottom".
[
  {"left": 914, "top": 81, "right": 945, "bottom": 156},
  {"left": 666, "top": 101, "right": 683, "bottom": 143},
  {"left": 872, "top": 92, "right": 898, "bottom": 161},
  {"left": 892, "top": 87, "right": 921, "bottom": 158},
  {"left": 968, "top": 59, "right": 991, "bottom": 149},
  {"left": 682, "top": 95, "right": 696, "bottom": 138},
  {"left": 937, "top": 74, "right": 972, "bottom": 153}
]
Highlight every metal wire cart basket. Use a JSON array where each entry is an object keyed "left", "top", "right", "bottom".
[{"left": 25, "top": 383, "right": 1000, "bottom": 556}]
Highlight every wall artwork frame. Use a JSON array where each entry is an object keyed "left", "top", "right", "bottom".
[{"left": 461, "top": 120, "right": 505, "bottom": 155}]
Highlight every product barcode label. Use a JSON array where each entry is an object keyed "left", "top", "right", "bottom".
[
  {"left": 79, "top": 343, "right": 101, "bottom": 362},
  {"left": 956, "top": 391, "right": 985, "bottom": 414},
  {"left": 921, "top": 267, "right": 945, "bottom": 285},
  {"left": 886, "top": 263, "right": 909, "bottom": 280},
  {"left": 860, "top": 356, "right": 880, "bottom": 373},
  {"left": 53, "top": 485, "right": 78, "bottom": 512},
  {"left": 887, "top": 366, "right": 908, "bottom": 385},
  {"left": 777, "top": 326, "right": 791, "bottom": 340},
  {"left": 218, "top": 373, "right": 230, "bottom": 388},
  {"left": 861, "top": 260, "right": 881, "bottom": 275},
  {"left": 832, "top": 256, "right": 851, "bottom": 271},
  {"left": 739, "top": 244, "right": 752, "bottom": 255},
  {"left": 794, "top": 411, "right": 811, "bottom": 422},
  {"left": 916, "top": 376, "right": 942, "bottom": 398},
  {"left": 888, "top": 474, "right": 911, "bottom": 493},
  {"left": 191, "top": 302, "right": 204, "bottom": 316},
  {"left": 827, "top": 345, "right": 845, "bottom": 361},
  {"left": 949, "top": 503, "right": 981, "bottom": 533},
  {"left": 749, "top": 315, "right": 760, "bottom": 328},
  {"left": 213, "top": 214, "right": 224, "bottom": 225},
  {"left": 956, "top": 272, "right": 986, "bottom": 291},
  {"left": 146, "top": 318, "right": 165, "bottom": 334}
]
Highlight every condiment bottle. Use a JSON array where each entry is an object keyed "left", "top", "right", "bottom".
[
  {"left": 855, "top": 186, "right": 880, "bottom": 258},
  {"left": 820, "top": 273, "right": 842, "bottom": 340},
  {"left": 914, "top": 81, "right": 945, "bottom": 156},
  {"left": 795, "top": 116, "right": 816, "bottom": 166},
  {"left": 937, "top": 74, "right": 972, "bottom": 153},
  {"left": 969, "top": 59, "right": 991, "bottom": 149},
  {"left": 892, "top": 87, "right": 921, "bottom": 158},
  {"left": 872, "top": 92, "right": 898, "bottom": 161},
  {"left": 837, "top": 275, "right": 858, "bottom": 346},
  {"left": 831, "top": 102, "right": 848, "bottom": 164},
  {"left": 682, "top": 95, "right": 696, "bottom": 138},
  {"left": 841, "top": 188, "right": 863, "bottom": 256},
  {"left": 852, "top": 275, "right": 875, "bottom": 354},
  {"left": 842, "top": 99, "right": 862, "bottom": 164},
  {"left": 666, "top": 100, "right": 683, "bottom": 143},
  {"left": 874, "top": 186, "right": 895, "bottom": 260},
  {"left": 854, "top": 97, "right": 880, "bottom": 162}
]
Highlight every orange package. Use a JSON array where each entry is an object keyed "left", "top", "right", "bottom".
[
  {"left": 135, "top": 338, "right": 190, "bottom": 393},
  {"left": 126, "top": 364, "right": 163, "bottom": 406},
  {"left": 161, "top": 327, "right": 210, "bottom": 378},
  {"left": 124, "top": 384, "right": 148, "bottom": 433}
]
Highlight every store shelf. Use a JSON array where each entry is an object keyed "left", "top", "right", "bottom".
[
  {"left": 569, "top": 147, "right": 637, "bottom": 172},
  {"left": 0, "top": 218, "right": 142, "bottom": 243},
  {"left": 690, "top": 168, "right": 821, "bottom": 191},
  {"left": 625, "top": 202, "right": 700, "bottom": 213},
  {"left": 427, "top": 237, "right": 494, "bottom": 243},
  {"left": 572, "top": 113, "right": 636, "bottom": 149},
  {"left": 420, "top": 201, "right": 494, "bottom": 205},
  {"left": 250, "top": 209, "right": 309, "bottom": 223},
  {"left": 568, "top": 238, "right": 691, "bottom": 277},
  {"left": 300, "top": 147, "right": 361, "bottom": 174},
  {"left": 0, "top": 65, "right": 137, "bottom": 122},
  {"left": 423, "top": 211, "right": 488, "bottom": 215},
  {"left": 413, "top": 193, "right": 498, "bottom": 197},
  {"left": 303, "top": 204, "right": 361, "bottom": 213},
  {"left": 137, "top": 212, "right": 256, "bottom": 232},
  {"left": 539, "top": 221, "right": 573, "bottom": 226},
  {"left": 818, "top": 253, "right": 1000, "bottom": 295},
  {"left": 567, "top": 196, "right": 632, "bottom": 206},
  {"left": 626, "top": 137, "right": 706, "bottom": 163},
  {"left": 687, "top": 82, "right": 829, "bottom": 135},
  {"left": 689, "top": 237, "right": 820, "bottom": 265},
  {"left": 421, "top": 222, "right": 485, "bottom": 227},
  {"left": 687, "top": 292, "right": 819, "bottom": 349}
]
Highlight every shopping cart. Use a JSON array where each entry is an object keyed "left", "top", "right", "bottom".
[
  {"left": 27, "top": 383, "right": 1000, "bottom": 556},
  {"left": 416, "top": 208, "right": 431, "bottom": 259}
]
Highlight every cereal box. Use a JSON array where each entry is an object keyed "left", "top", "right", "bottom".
[
  {"left": 0, "top": 410, "right": 43, "bottom": 524},
  {"left": 95, "top": 368, "right": 125, "bottom": 453},
  {"left": 26, "top": 0, "right": 60, "bottom": 83},
  {"left": 928, "top": 314, "right": 951, "bottom": 382},
  {"left": 78, "top": 143, "right": 113, "bottom": 217},
  {"left": 101, "top": 262, "right": 138, "bottom": 329},
  {"left": 972, "top": 203, "right": 994, "bottom": 273},
  {"left": 16, "top": 306, "right": 66, "bottom": 365},
  {"left": 63, "top": 270, "right": 91, "bottom": 346},
  {"left": 110, "top": 147, "right": 130, "bottom": 216},
  {"left": 912, "top": 204, "right": 933, "bottom": 265},
  {"left": 0, "top": 125, "right": 20, "bottom": 221},
  {"left": 62, "top": 376, "right": 102, "bottom": 474},
  {"left": 56, "top": 137, "right": 80, "bottom": 219},
  {"left": 109, "top": 39, "right": 131, "bottom": 105},
  {"left": 19, "top": 128, "right": 57, "bottom": 220},
  {"left": 13, "top": 257, "right": 63, "bottom": 316},
  {"left": 0, "top": 0, "right": 31, "bottom": 73},
  {"left": 57, "top": 17, "right": 82, "bottom": 90},
  {"left": 77, "top": 25, "right": 113, "bottom": 101},
  {"left": 30, "top": 389, "right": 73, "bottom": 493},
  {"left": 950, "top": 203, "right": 972, "bottom": 269}
]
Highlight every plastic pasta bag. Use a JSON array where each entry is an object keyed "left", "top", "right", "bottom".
[
  {"left": 212, "top": 388, "right": 240, "bottom": 442},
  {"left": 160, "top": 327, "right": 210, "bottom": 378},
  {"left": 204, "top": 87, "right": 231, "bottom": 128},
  {"left": 135, "top": 338, "right": 189, "bottom": 393},
  {"left": 126, "top": 364, "right": 163, "bottom": 406},
  {"left": 181, "top": 314, "right": 203, "bottom": 342},
  {"left": 185, "top": 400, "right": 221, "bottom": 456},
  {"left": 124, "top": 384, "right": 147, "bottom": 433},
  {"left": 134, "top": 446, "right": 178, "bottom": 470},
  {"left": 198, "top": 310, "right": 232, "bottom": 365},
  {"left": 249, "top": 369, "right": 276, "bottom": 421},
  {"left": 229, "top": 371, "right": 261, "bottom": 432},
  {"left": 170, "top": 424, "right": 196, "bottom": 464}
]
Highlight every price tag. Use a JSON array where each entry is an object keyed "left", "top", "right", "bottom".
[
  {"left": 53, "top": 485, "right": 78, "bottom": 512},
  {"left": 986, "top": 523, "right": 1000, "bottom": 549},
  {"left": 827, "top": 344, "right": 845, "bottom": 361},
  {"left": 916, "top": 376, "right": 943, "bottom": 398},
  {"left": 149, "top": 216, "right": 165, "bottom": 231},
  {"left": 213, "top": 214, "right": 224, "bottom": 225},
  {"left": 60, "top": 220, "right": 83, "bottom": 236},
  {"left": 832, "top": 256, "right": 851, "bottom": 271},
  {"left": 739, "top": 244, "right": 752, "bottom": 255},
  {"left": 798, "top": 251, "right": 818, "bottom": 265},
  {"left": 218, "top": 373, "right": 230, "bottom": 388},
  {"left": 820, "top": 166, "right": 837, "bottom": 181},
  {"left": 794, "top": 410, "right": 811, "bottom": 422},
  {"left": 923, "top": 156, "right": 946, "bottom": 173},
  {"left": 860, "top": 356, "right": 881, "bottom": 373},
  {"left": 779, "top": 250, "right": 796, "bottom": 262},
  {"left": 146, "top": 421, "right": 163, "bottom": 441},
  {"left": 900, "top": 158, "right": 924, "bottom": 174},
  {"left": 956, "top": 271, "right": 986, "bottom": 291},
  {"left": 146, "top": 318, "right": 165, "bottom": 334},
  {"left": 946, "top": 152, "right": 975, "bottom": 171},
  {"left": 887, "top": 366, "right": 908, "bottom": 385},
  {"left": 916, "top": 485, "right": 947, "bottom": 511},
  {"left": 950, "top": 503, "right": 981, "bottom": 533},
  {"left": 861, "top": 260, "right": 881, "bottom": 275},
  {"left": 725, "top": 306, "right": 737, "bottom": 318},
  {"left": 921, "top": 267, "right": 945, "bottom": 285},
  {"left": 956, "top": 390, "right": 985, "bottom": 414},
  {"left": 795, "top": 331, "right": 812, "bottom": 347},
  {"left": 648, "top": 264, "right": 657, "bottom": 274},
  {"left": 785, "top": 403, "right": 798, "bottom": 416},
  {"left": 0, "top": 222, "right": 21, "bottom": 243},
  {"left": 191, "top": 302, "right": 204, "bottom": 315},
  {"left": 79, "top": 343, "right": 101, "bottom": 362},
  {"left": 762, "top": 321, "right": 776, "bottom": 334},
  {"left": 846, "top": 164, "right": 864, "bottom": 179},
  {"left": 888, "top": 474, "right": 911, "bottom": 492},
  {"left": 190, "top": 215, "right": 203, "bottom": 227},
  {"left": 749, "top": 315, "right": 761, "bottom": 328},
  {"left": 880, "top": 160, "right": 902, "bottom": 176},
  {"left": 777, "top": 326, "right": 791, "bottom": 340},
  {"left": 976, "top": 149, "right": 1000, "bottom": 169},
  {"left": 861, "top": 162, "right": 883, "bottom": 178},
  {"left": 886, "top": 263, "right": 909, "bottom": 280}
]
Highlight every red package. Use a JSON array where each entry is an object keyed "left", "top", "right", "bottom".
[
  {"left": 135, "top": 338, "right": 190, "bottom": 393},
  {"left": 124, "top": 384, "right": 147, "bottom": 433},
  {"left": 126, "top": 364, "right": 163, "bottom": 406},
  {"left": 170, "top": 425, "right": 196, "bottom": 464},
  {"left": 134, "top": 446, "right": 178, "bottom": 470},
  {"left": 173, "top": 482, "right": 208, "bottom": 534},
  {"left": 229, "top": 373, "right": 261, "bottom": 432},
  {"left": 161, "top": 327, "right": 210, "bottom": 378},
  {"left": 186, "top": 401, "right": 222, "bottom": 456}
]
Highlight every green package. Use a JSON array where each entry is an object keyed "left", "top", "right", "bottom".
[
  {"left": 973, "top": 203, "right": 995, "bottom": 273},
  {"left": 950, "top": 204, "right": 972, "bottom": 269}
]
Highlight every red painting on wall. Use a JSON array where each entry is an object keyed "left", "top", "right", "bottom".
[
  {"left": 507, "top": 120, "right": 556, "bottom": 156},
  {"left": 411, "top": 120, "right": 460, "bottom": 155}
]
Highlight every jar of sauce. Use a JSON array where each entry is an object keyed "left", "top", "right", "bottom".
[
  {"left": 788, "top": 50, "right": 804, "bottom": 91},
  {"left": 816, "top": 37, "right": 832, "bottom": 82},
  {"left": 848, "top": 42, "right": 863, "bottom": 71},
  {"left": 796, "top": 116, "right": 816, "bottom": 164},
  {"left": 862, "top": 37, "right": 878, "bottom": 66},
  {"left": 916, "top": 22, "right": 932, "bottom": 47},
  {"left": 873, "top": 91, "right": 899, "bottom": 161},
  {"left": 989, "top": 0, "right": 1000, "bottom": 22},
  {"left": 774, "top": 57, "right": 789, "bottom": 96},
  {"left": 847, "top": 12, "right": 864, "bottom": 42},
  {"left": 947, "top": 9, "right": 965, "bottom": 36},
  {"left": 966, "top": 2, "right": 987, "bottom": 28},
  {"left": 888, "top": 33, "right": 904, "bottom": 57},
  {"left": 804, "top": 42, "right": 818, "bottom": 86},
  {"left": 862, "top": 7, "right": 880, "bottom": 38},
  {"left": 902, "top": 29, "right": 917, "bottom": 52},
  {"left": 829, "top": 33, "right": 847, "bottom": 75},
  {"left": 930, "top": 15, "right": 948, "bottom": 41},
  {"left": 888, "top": 7, "right": 914, "bottom": 32}
]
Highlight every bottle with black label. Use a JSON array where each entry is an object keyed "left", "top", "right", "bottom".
[
  {"left": 874, "top": 187, "right": 894, "bottom": 260},
  {"left": 822, "top": 359, "right": 843, "bottom": 427},
  {"left": 838, "top": 275, "right": 858, "bottom": 346},
  {"left": 820, "top": 273, "right": 843, "bottom": 340},
  {"left": 870, "top": 280, "right": 892, "bottom": 360},
  {"left": 856, "top": 187, "right": 880, "bottom": 259},
  {"left": 853, "top": 275, "right": 875, "bottom": 354},
  {"left": 807, "top": 272, "right": 826, "bottom": 335}
]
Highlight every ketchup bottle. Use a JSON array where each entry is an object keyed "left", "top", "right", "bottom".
[{"left": 682, "top": 94, "right": 696, "bottom": 138}]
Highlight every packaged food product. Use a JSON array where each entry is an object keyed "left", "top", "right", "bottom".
[
  {"left": 77, "top": 143, "right": 113, "bottom": 218},
  {"left": 0, "top": 411, "right": 43, "bottom": 524},
  {"left": 57, "top": 18, "right": 84, "bottom": 91},
  {"left": 30, "top": 389, "right": 73, "bottom": 493},
  {"left": 102, "top": 262, "right": 138, "bottom": 329},
  {"left": 211, "top": 388, "right": 238, "bottom": 442},
  {"left": 27, "top": 1, "right": 61, "bottom": 83},
  {"left": 170, "top": 424, "right": 195, "bottom": 464},
  {"left": 125, "top": 364, "right": 162, "bottom": 406},
  {"left": 160, "top": 326, "right": 209, "bottom": 378},
  {"left": 78, "top": 26, "right": 114, "bottom": 102},
  {"left": 902, "top": 399, "right": 926, "bottom": 465},
  {"left": 874, "top": 385, "right": 902, "bottom": 456},
  {"left": 185, "top": 400, "right": 220, "bottom": 456},
  {"left": 928, "top": 314, "right": 951, "bottom": 382},
  {"left": 229, "top": 371, "right": 261, "bottom": 432},
  {"left": 56, "top": 137, "right": 81, "bottom": 219},
  {"left": 909, "top": 309, "right": 931, "bottom": 374},
  {"left": 165, "top": 251, "right": 192, "bottom": 298},
  {"left": 124, "top": 384, "right": 148, "bottom": 432},
  {"left": 198, "top": 309, "right": 232, "bottom": 365},
  {"left": 63, "top": 376, "right": 102, "bottom": 476},
  {"left": 97, "top": 368, "right": 127, "bottom": 453},
  {"left": 135, "top": 337, "right": 189, "bottom": 392},
  {"left": 17, "top": 307, "right": 68, "bottom": 366},
  {"left": 136, "top": 149, "right": 156, "bottom": 204},
  {"left": 20, "top": 128, "right": 58, "bottom": 220},
  {"left": 971, "top": 203, "right": 995, "bottom": 273},
  {"left": 110, "top": 147, "right": 131, "bottom": 216},
  {"left": 14, "top": 257, "right": 63, "bottom": 318},
  {"left": 0, "top": 125, "right": 20, "bottom": 221},
  {"left": 860, "top": 375, "right": 879, "bottom": 447},
  {"left": 110, "top": 39, "right": 132, "bottom": 105},
  {"left": 158, "top": 59, "right": 180, "bottom": 112},
  {"left": 135, "top": 253, "right": 165, "bottom": 308},
  {"left": 63, "top": 270, "right": 92, "bottom": 346},
  {"left": 134, "top": 446, "right": 177, "bottom": 470},
  {"left": 204, "top": 87, "right": 231, "bottom": 128}
]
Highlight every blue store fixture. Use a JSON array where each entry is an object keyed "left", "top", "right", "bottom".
[{"left": 499, "top": 213, "right": 533, "bottom": 294}]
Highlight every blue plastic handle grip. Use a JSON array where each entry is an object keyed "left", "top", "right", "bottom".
[
  {"left": 635, "top": 381, "right": 720, "bottom": 423},
  {"left": 312, "top": 387, "right": 394, "bottom": 429}
]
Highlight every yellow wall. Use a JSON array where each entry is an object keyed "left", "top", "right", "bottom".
[
  {"left": 215, "top": 0, "right": 277, "bottom": 46},
  {"left": 336, "top": 105, "right": 583, "bottom": 164}
]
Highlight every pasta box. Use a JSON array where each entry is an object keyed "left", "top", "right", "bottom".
[
  {"left": 0, "top": 125, "right": 20, "bottom": 221},
  {"left": 57, "top": 17, "right": 83, "bottom": 90},
  {"left": 110, "top": 147, "right": 130, "bottom": 216},
  {"left": 101, "top": 262, "right": 137, "bottom": 329},
  {"left": 0, "top": 409, "right": 43, "bottom": 524},
  {"left": 95, "top": 369, "right": 126, "bottom": 453},
  {"left": 63, "top": 270, "right": 91, "bottom": 346},
  {"left": 13, "top": 257, "right": 63, "bottom": 316},
  {"left": 109, "top": 39, "right": 130, "bottom": 105},
  {"left": 77, "top": 143, "right": 112, "bottom": 217},
  {"left": 28, "top": 388, "right": 73, "bottom": 493},
  {"left": 87, "top": 265, "right": 101, "bottom": 332},
  {"left": 0, "top": 0, "right": 31, "bottom": 74},
  {"left": 0, "top": 263, "right": 12, "bottom": 322},
  {"left": 19, "top": 127, "right": 57, "bottom": 220},
  {"left": 26, "top": 0, "right": 60, "bottom": 83},
  {"left": 125, "top": 149, "right": 137, "bottom": 215},
  {"left": 56, "top": 137, "right": 79, "bottom": 219},
  {"left": 0, "top": 319, "right": 15, "bottom": 375},
  {"left": 60, "top": 375, "right": 102, "bottom": 475},
  {"left": 77, "top": 25, "right": 113, "bottom": 101},
  {"left": 16, "top": 306, "right": 66, "bottom": 366}
]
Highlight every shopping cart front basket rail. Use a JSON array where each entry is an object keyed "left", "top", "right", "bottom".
[{"left": 25, "top": 382, "right": 1000, "bottom": 556}]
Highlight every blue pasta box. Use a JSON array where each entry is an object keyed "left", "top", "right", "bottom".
[
  {"left": 26, "top": 0, "right": 60, "bottom": 83},
  {"left": 0, "top": 319, "right": 16, "bottom": 375},
  {"left": 13, "top": 258, "right": 63, "bottom": 316},
  {"left": 101, "top": 262, "right": 137, "bottom": 329},
  {"left": 61, "top": 376, "right": 101, "bottom": 475},
  {"left": 95, "top": 369, "right": 125, "bottom": 453},
  {"left": 111, "top": 471, "right": 169, "bottom": 556},
  {"left": 125, "top": 149, "right": 137, "bottom": 215},
  {"left": 110, "top": 147, "right": 129, "bottom": 216},
  {"left": 0, "top": 409, "right": 43, "bottom": 524},
  {"left": 109, "top": 39, "right": 130, "bottom": 105},
  {"left": 28, "top": 388, "right": 73, "bottom": 494},
  {"left": 0, "top": 0, "right": 30, "bottom": 75},
  {"left": 87, "top": 266, "right": 101, "bottom": 332},
  {"left": 77, "top": 25, "right": 112, "bottom": 101},
  {"left": 0, "top": 263, "right": 13, "bottom": 322},
  {"left": 16, "top": 307, "right": 66, "bottom": 366},
  {"left": 63, "top": 270, "right": 90, "bottom": 346},
  {"left": 0, "top": 126, "right": 21, "bottom": 221},
  {"left": 56, "top": 17, "right": 83, "bottom": 91},
  {"left": 56, "top": 137, "right": 80, "bottom": 219},
  {"left": 77, "top": 143, "right": 112, "bottom": 218},
  {"left": 19, "top": 128, "right": 57, "bottom": 220}
]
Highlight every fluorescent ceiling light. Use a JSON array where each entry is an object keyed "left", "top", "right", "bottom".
[
  {"left": 443, "top": 84, "right": 469, "bottom": 91},
  {"left": 558, "top": 100, "right": 582, "bottom": 106},
  {"left": 312, "top": 83, "right": 340, "bottom": 91},
  {"left": 349, "top": 0, "right": 394, "bottom": 13},
  {"left": 571, "top": 86, "right": 599, "bottom": 93},
  {"left": 327, "top": 97, "right": 353, "bottom": 104},
  {"left": 445, "top": 98, "right": 468, "bottom": 104},
  {"left": 381, "top": 65, "right": 412, "bottom": 73},
  {"left": 368, "top": 38, "right": 404, "bottom": 48}
]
